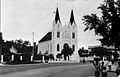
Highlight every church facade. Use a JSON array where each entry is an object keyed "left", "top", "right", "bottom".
[{"left": 38, "top": 7, "right": 78, "bottom": 60}]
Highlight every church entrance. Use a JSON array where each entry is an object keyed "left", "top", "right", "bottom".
[
  {"left": 63, "top": 43, "right": 69, "bottom": 49},
  {"left": 62, "top": 43, "right": 70, "bottom": 60}
]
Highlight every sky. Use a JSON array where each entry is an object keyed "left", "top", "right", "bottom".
[{"left": 1, "top": 0, "right": 103, "bottom": 49}]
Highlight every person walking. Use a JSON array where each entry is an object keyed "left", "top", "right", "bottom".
[
  {"left": 101, "top": 67, "right": 107, "bottom": 77},
  {"left": 100, "top": 61, "right": 104, "bottom": 72},
  {"left": 108, "top": 60, "right": 112, "bottom": 71},
  {"left": 116, "top": 61, "right": 120, "bottom": 77},
  {"left": 83, "top": 58, "right": 86, "bottom": 63},
  {"left": 95, "top": 61, "right": 100, "bottom": 77}
]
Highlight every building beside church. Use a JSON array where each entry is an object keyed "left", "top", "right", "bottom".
[{"left": 38, "top": 7, "right": 78, "bottom": 60}]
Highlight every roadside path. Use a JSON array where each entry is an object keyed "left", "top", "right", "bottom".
[
  {"left": 0, "top": 62, "right": 85, "bottom": 75},
  {"left": 1, "top": 64, "right": 94, "bottom": 77},
  {"left": 0, "top": 63, "right": 117, "bottom": 77}
]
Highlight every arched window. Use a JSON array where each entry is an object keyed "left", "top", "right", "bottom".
[
  {"left": 57, "top": 44, "right": 60, "bottom": 51},
  {"left": 72, "top": 33, "right": 75, "bottom": 39},
  {"left": 72, "top": 45, "right": 75, "bottom": 51},
  {"left": 57, "top": 32, "right": 60, "bottom": 38}
]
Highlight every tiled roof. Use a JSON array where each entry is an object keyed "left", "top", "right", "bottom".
[{"left": 39, "top": 32, "right": 52, "bottom": 43}]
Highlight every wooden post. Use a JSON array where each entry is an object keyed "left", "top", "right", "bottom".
[
  {"left": 103, "top": 56, "right": 105, "bottom": 61},
  {"left": 12, "top": 55, "right": 14, "bottom": 61},
  {"left": 42, "top": 55, "right": 45, "bottom": 62},
  {"left": 20, "top": 56, "right": 22, "bottom": 61},
  {"left": 31, "top": 56, "right": 33, "bottom": 62},
  {"left": 1, "top": 55, "right": 3, "bottom": 63}
]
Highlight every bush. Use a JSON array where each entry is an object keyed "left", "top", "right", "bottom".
[
  {"left": 49, "top": 54, "right": 54, "bottom": 60},
  {"left": 34, "top": 54, "right": 43, "bottom": 60}
]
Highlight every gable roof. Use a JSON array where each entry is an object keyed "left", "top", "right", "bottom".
[{"left": 39, "top": 32, "right": 52, "bottom": 43}]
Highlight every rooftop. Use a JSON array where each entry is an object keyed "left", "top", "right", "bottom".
[{"left": 39, "top": 32, "right": 52, "bottom": 43}]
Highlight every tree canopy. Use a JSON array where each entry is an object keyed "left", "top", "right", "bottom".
[
  {"left": 78, "top": 47, "right": 89, "bottom": 57},
  {"left": 61, "top": 44, "right": 74, "bottom": 60},
  {"left": 2, "top": 39, "right": 33, "bottom": 55},
  {"left": 91, "top": 47, "right": 112, "bottom": 57},
  {"left": 82, "top": 0, "right": 120, "bottom": 49}
]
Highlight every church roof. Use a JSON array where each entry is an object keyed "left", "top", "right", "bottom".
[
  {"left": 55, "top": 7, "right": 61, "bottom": 23},
  {"left": 69, "top": 9, "right": 75, "bottom": 25},
  {"left": 39, "top": 32, "right": 52, "bottom": 43}
]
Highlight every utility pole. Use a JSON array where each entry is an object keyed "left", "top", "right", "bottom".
[
  {"left": 32, "top": 32, "right": 34, "bottom": 56},
  {"left": 0, "top": 32, "right": 3, "bottom": 63},
  {"left": 0, "top": 1, "right": 3, "bottom": 63},
  {"left": 31, "top": 32, "right": 34, "bottom": 61}
]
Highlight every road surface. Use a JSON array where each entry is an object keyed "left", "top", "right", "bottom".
[{"left": 0, "top": 63, "right": 116, "bottom": 77}]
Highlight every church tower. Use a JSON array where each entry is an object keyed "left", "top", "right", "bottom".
[
  {"left": 52, "top": 7, "right": 62, "bottom": 57},
  {"left": 68, "top": 9, "right": 78, "bottom": 60},
  {"left": 69, "top": 9, "right": 75, "bottom": 25},
  {"left": 52, "top": 7, "right": 62, "bottom": 39},
  {"left": 68, "top": 9, "right": 78, "bottom": 51}
]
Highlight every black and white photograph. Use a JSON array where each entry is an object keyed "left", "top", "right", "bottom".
[{"left": 0, "top": 0, "right": 120, "bottom": 77}]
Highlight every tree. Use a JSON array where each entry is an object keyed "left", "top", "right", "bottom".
[
  {"left": 34, "top": 51, "right": 43, "bottom": 61},
  {"left": 82, "top": 0, "right": 120, "bottom": 50},
  {"left": 23, "top": 41, "right": 31, "bottom": 47},
  {"left": 2, "top": 40, "right": 13, "bottom": 54},
  {"left": 61, "top": 44, "right": 74, "bottom": 60},
  {"left": 13, "top": 39, "right": 32, "bottom": 54},
  {"left": 2, "top": 39, "right": 32, "bottom": 55},
  {"left": 49, "top": 54, "right": 54, "bottom": 60},
  {"left": 44, "top": 51, "right": 49, "bottom": 62},
  {"left": 56, "top": 53, "right": 62, "bottom": 61},
  {"left": 91, "top": 47, "right": 112, "bottom": 57},
  {"left": 78, "top": 47, "right": 88, "bottom": 57},
  {"left": 1, "top": 39, "right": 32, "bottom": 62}
]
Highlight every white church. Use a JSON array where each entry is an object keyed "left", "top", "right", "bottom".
[{"left": 38, "top": 7, "right": 78, "bottom": 60}]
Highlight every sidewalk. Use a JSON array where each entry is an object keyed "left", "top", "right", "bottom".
[
  {"left": 108, "top": 64, "right": 117, "bottom": 77},
  {"left": 108, "top": 71, "right": 116, "bottom": 77},
  {"left": 111, "top": 64, "right": 117, "bottom": 72},
  {"left": 89, "top": 63, "right": 117, "bottom": 77}
]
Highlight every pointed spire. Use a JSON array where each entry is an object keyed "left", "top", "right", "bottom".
[
  {"left": 55, "top": 7, "right": 60, "bottom": 23},
  {"left": 69, "top": 9, "right": 75, "bottom": 25}
]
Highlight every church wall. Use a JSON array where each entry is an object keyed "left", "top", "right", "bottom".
[
  {"left": 52, "top": 37, "right": 77, "bottom": 56},
  {"left": 38, "top": 40, "right": 52, "bottom": 55},
  {"left": 52, "top": 38, "right": 62, "bottom": 58}
]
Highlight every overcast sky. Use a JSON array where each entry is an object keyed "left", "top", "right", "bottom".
[{"left": 1, "top": 0, "right": 103, "bottom": 49}]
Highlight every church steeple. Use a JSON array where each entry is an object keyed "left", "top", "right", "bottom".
[
  {"left": 69, "top": 9, "right": 75, "bottom": 25},
  {"left": 55, "top": 7, "right": 61, "bottom": 23}
]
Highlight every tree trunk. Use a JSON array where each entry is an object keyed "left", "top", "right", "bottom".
[
  {"left": 68, "top": 55, "right": 69, "bottom": 61},
  {"left": 64, "top": 55, "right": 66, "bottom": 61}
]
